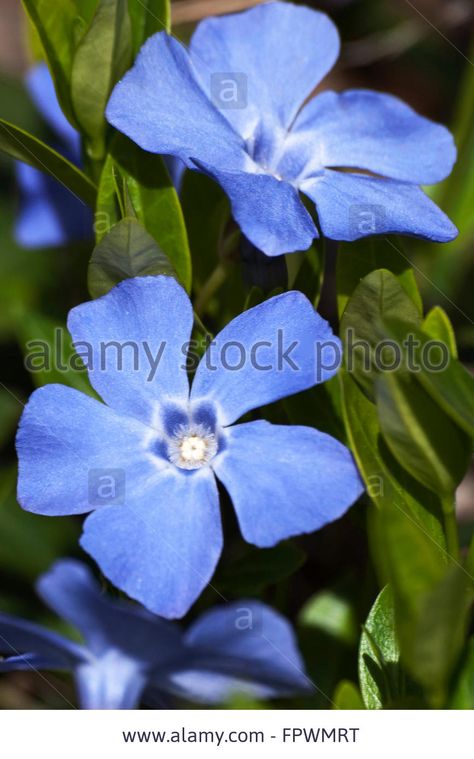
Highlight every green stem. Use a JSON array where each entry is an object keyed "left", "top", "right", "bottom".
[
  {"left": 441, "top": 494, "right": 460, "bottom": 559},
  {"left": 194, "top": 263, "right": 229, "bottom": 316}
]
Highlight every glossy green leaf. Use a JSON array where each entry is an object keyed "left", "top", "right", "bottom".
[
  {"left": 375, "top": 371, "right": 471, "bottom": 495},
  {"left": 340, "top": 370, "right": 446, "bottom": 547},
  {"left": 16, "top": 313, "right": 95, "bottom": 396},
  {"left": 71, "top": 0, "right": 132, "bottom": 161},
  {"left": 22, "top": 0, "right": 82, "bottom": 124},
  {"left": 332, "top": 681, "right": 365, "bottom": 709},
  {"left": 0, "top": 119, "right": 96, "bottom": 207},
  {"left": 128, "top": 0, "right": 169, "bottom": 53},
  {"left": 340, "top": 269, "right": 421, "bottom": 398},
  {"left": 423, "top": 306, "right": 457, "bottom": 357},
  {"left": 359, "top": 587, "right": 403, "bottom": 709},
  {"left": 374, "top": 499, "right": 473, "bottom": 703},
  {"left": 102, "top": 136, "right": 191, "bottom": 289},
  {"left": 88, "top": 217, "right": 176, "bottom": 298},
  {"left": 337, "top": 237, "right": 423, "bottom": 319}
]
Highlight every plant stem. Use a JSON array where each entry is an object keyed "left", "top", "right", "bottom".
[
  {"left": 194, "top": 262, "right": 229, "bottom": 316},
  {"left": 442, "top": 494, "right": 460, "bottom": 559}
]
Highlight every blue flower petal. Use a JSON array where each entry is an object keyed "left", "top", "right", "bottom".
[
  {"left": 16, "top": 384, "right": 159, "bottom": 516},
  {"left": 191, "top": 291, "right": 340, "bottom": 425},
  {"left": 67, "top": 276, "right": 193, "bottom": 424},
  {"left": 14, "top": 161, "right": 92, "bottom": 249},
  {"left": 213, "top": 421, "right": 364, "bottom": 547},
  {"left": 0, "top": 613, "right": 85, "bottom": 666},
  {"left": 194, "top": 162, "right": 316, "bottom": 256},
  {"left": 301, "top": 170, "right": 458, "bottom": 242},
  {"left": 81, "top": 468, "right": 223, "bottom": 619},
  {"left": 26, "top": 63, "right": 80, "bottom": 157},
  {"left": 75, "top": 655, "right": 148, "bottom": 709},
  {"left": 106, "top": 33, "right": 246, "bottom": 172},
  {"left": 163, "top": 601, "right": 311, "bottom": 702},
  {"left": 288, "top": 89, "right": 456, "bottom": 185},
  {"left": 189, "top": 2, "right": 339, "bottom": 137},
  {"left": 37, "top": 560, "right": 183, "bottom": 664},
  {"left": 0, "top": 653, "right": 64, "bottom": 672}
]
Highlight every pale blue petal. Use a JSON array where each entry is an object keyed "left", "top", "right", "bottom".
[
  {"left": 37, "top": 560, "right": 183, "bottom": 663},
  {"left": 302, "top": 170, "right": 458, "bottom": 242},
  {"left": 195, "top": 162, "right": 316, "bottom": 256},
  {"left": 189, "top": 2, "right": 339, "bottom": 137},
  {"left": 163, "top": 601, "right": 310, "bottom": 703},
  {"left": 213, "top": 421, "right": 364, "bottom": 546},
  {"left": 106, "top": 33, "right": 246, "bottom": 172},
  {"left": 67, "top": 276, "right": 193, "bottom": 425},
  {"left": 287, "top": 89, "right": 456, "bottom": 184},
  {"left": 16, "top": 384, "right": 158, "bottom": 516},
  {"left": 191, "top": 291, "right": 340, "bottom": 425},
  {"left": 26, "top": 63, "right": 80, "bottom": 155},
  {"left": 75, "top": 654, "right": 147, "bottom": 709},
  {"left": 81, "top": 468, "right": 223, "bottom": 619}
]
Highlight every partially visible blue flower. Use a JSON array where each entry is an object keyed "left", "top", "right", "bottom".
[
  {"left": 106, "top": 1, "right": 457, "bottom": 257},
  {"left": 16, "top": 275, "right": 363, "bottom": 618},
  {"left": 0, "top": 559, "right": 311, "bottom": 709},
  {"left": 14, "top": 63, "right": 92, "bottom": 249}
]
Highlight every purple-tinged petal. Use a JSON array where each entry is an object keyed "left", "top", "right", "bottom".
[
  {"left": 214, "top": 421, "right": 364, "bottom": 547},
  {"left": 67, "top": 276, "right": 193, "bottom": 425},
  {"left": 0, "top": 613, "right": 85, "bottom": 666},
  {"left": 302, "top": 170, "right": 458, "bottom": 243},
  {"left": 191, "top": 291, "right": 340, "bottom": 426},
  {"left": 190, "top": 2, "right": 340, "bottom": 137},
  {"left": 16, "top": 384, "right": 160, "bottom": 516},
  {"left": 81, "top": 468, "right": 223, "bottom": 619},
  {"left": 0, "top": 653, "right": 64, "bottom": 672}
]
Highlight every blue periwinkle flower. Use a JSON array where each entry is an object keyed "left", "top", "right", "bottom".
[
  {"left": 0, "top": 559, "right": 310, "bottom": 709},
  {"left": 16, "top": 275, "right": 363, "bottom": 618},
  {"left": 14, "top": 63, "right": 92, "bottom": 248},
  {"left": 106, "top": 1, "right": 457, "bottom": 257}
]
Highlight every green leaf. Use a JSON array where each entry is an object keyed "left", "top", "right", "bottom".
[
  {"left": 0, "top": 118, "right": 96, "bottom": 207},
  {"left": 102, "top": 135, "right": 191, "bottom": 289},
  {"left": 0, "top": 391, "right": 21, "bottom": 449},
  {"left": 332, "top": 681, "right": 365, "bottom": 709},
  {"left": 449, "top": 638, "right": 474, "bottom": 708},
  {"left": 340, "top": 269, "right": 421, "bottom": 398},
  {"left": 423, "top": 306, "right": 458, "bottom": 358},
  {"left": 337, "top": 237, "right": 423, "bottom": 319},
  {"left": 340, "top": 370, "right": 446, "bottom": 547},
  {"left": 128, "top": 0, "right": 169, "bottom": 53},
  {"left": 359, "top": 587, "right": 403, "bottom": 709},
  {"left": 217, "top": 542, "right": 306, "bottom": 597},
  {"left": 88, "top": 217, "right": 176, "bottom": 298},
  {"left": 374, "top": 500, "right": 473, "bottom": 703},
  {"left": 22, "top": 0, "right": 82, "bottom": 124},
  {"left": 71, "top": 0, "right": 132, "bottom": 161},
  {"left": 299, "top": 587, "right": 358, "bottom": 647},
  {"left": 16, "top": 313, "right": 95, "bottom": 396},
  {"left": 375, "top": 371, "right": 471, "bottom": 495}
]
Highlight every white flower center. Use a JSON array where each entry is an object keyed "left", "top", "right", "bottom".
[{"left": 167, "top": 424, "right": 218, "bottom": 470}]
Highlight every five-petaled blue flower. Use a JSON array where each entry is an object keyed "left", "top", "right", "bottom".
[
  {"left": 0, "top": 559, "right": 311, "bottom": 709},
  {"left": 106, "top": 1, "right": 458, "bottom": 257},
  {"left": 16, "top": 275, "right": 363, "bottom": 618},
  {"left": 14, "top": 63, "right": 92, "bottom": 249}
]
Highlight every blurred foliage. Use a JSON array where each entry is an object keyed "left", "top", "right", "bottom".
[{"left": 0, "top": 0, "right": 473, "bottom": 709}]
